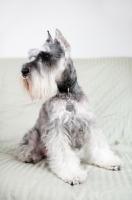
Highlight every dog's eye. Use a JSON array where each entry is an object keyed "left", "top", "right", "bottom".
[
  {"left": 37, "top": 52, "right": 52, "bottom": 63},
  {"left": 44, "top": 53, "right": 50, "bottom": 60}
]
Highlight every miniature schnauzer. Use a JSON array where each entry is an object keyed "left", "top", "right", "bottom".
[{"left": 15, "top": 29, "right": 122, "bottom": 185}]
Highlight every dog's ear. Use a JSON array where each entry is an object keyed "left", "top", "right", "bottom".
[
  {"left": 46, "top": 31, "right": 53, "bottom": 43},
  {"left": 55, "top": 29, "right": 71, "bottom": 58}
]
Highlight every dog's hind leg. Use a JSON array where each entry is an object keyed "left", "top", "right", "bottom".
[
  {"left": 15, "top": 129, "right": 46, "bottom": 163},
  {"left": 83, "top": 124, "right": 122, "bottom": 171}
]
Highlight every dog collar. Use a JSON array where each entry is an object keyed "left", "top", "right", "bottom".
[{"left": 58, "top": 77, "right": 77, "bottom": 93}]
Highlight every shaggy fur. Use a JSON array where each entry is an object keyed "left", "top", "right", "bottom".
[{"left": 15, "top": 29, "right": 122, "bottom": 185}]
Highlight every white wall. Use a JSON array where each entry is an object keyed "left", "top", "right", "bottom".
[{"left": 0, "top": 0, "right": 132, "bottom": 58}]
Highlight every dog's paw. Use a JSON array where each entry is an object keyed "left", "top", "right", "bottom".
[
  {"left": 24, "top": 158, "right": 39, "bottom": 164},
  {"left": 107, "top": 164, "right": 122, "bottom": 171},
  {"left": 17, "top": 154, "right": 43, "bottom": 164},
  {"left": 63, "top": 170, "right": 87, "bottom": 185},
  {"left": 102, "top": 156, "right": 123, "bottom": 171}
]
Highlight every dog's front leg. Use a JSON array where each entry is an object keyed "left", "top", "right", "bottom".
[
  {"left": 83, "top": 123, "right": 122, "bottom": 171},
  {"left": 41, "top": 126, "right": 87, "bottom": 185}
]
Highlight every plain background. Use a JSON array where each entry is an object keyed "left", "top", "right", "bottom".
[{"left": 0, "top": 0, "right": 132, "bottom": 58}]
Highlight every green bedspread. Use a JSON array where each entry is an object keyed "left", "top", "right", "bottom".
[{"left": 0, "top": 57, "right": 132, "bottom": 200}]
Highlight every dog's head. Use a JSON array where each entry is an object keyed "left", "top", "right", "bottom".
[{"left": 21, "top": 29, "right": 76, "bottom": 100}]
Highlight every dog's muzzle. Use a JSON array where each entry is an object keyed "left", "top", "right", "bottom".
[{"left": 21, "top": 68, "right": 29, "bottom": 78}]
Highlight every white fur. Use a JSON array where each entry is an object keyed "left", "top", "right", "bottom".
[
  {"left": 16, "top": 29, "right": 122, "bottom": 185},
  {"left": 55, "top": 29, "right": 71, "bottom": 58},
  {"left": 28, "top": 68, "right": 57, "bottom": 100},
  {"left": 28, "top": 44, "right": 51, "bottom": 59},
  {"left": 54, "top": 58, "right": 65, "bottom": 82},
  {"left": 20, "top": 57, "right": 65, "bottom": 100},
  {"left": 39, "top": 98, "right": 122, "bottom": 184},
  {"left": 18, "top": 71, "right": 123, "bottom": 185},
  {"left": 40, "top": 99, "right": 86, "bottom": 184},
  {"left": 16, "top": 94, "right": 122, "bottom": 184}
]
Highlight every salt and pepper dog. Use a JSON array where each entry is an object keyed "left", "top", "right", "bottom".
[{"left": 15, "top": 29, "right": 122, "bottom": 185}]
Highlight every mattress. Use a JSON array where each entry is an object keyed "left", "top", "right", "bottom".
[{"left": 0, "top": 57, "right": 132, "bottom": 200}]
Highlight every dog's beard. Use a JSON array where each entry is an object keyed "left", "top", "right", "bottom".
[{"left": 20, "top": 69, "right": 58, "bottom": 101}]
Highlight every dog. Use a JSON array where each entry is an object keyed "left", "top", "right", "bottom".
[{"left": 15, "top": 29, "right": 122, "bottom": 185}]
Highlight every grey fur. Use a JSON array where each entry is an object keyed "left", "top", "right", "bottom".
[{"left": 15, "top": 29, "right": 122, "bottom": 185}]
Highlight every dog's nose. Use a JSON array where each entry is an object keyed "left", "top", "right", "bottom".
[{"left": 21, "top": 67, "right": 29, "bottom": 77}]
